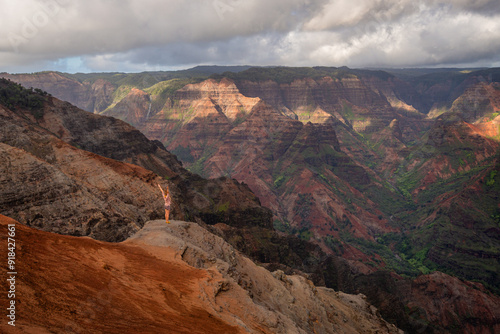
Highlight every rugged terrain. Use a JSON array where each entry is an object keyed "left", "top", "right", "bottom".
[
  {"left": 18, "top": 66, "right": 496, "bottom": 292},
  {"left": 0, "top": 78, "right": 271, "bottom": 242},
  {"left": 1, "top": 69, "right": 500, "bottom": 333},
  {"left": 0, "top": 215, "right": 403, "bottom": 334}
]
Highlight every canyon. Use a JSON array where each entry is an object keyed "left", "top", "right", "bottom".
[{"left": 1, "top": 68, "right": 499, "bottom": 333}]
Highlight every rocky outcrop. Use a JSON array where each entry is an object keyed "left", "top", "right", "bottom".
[
  {"left": 0, "top": 141, "right": 161, "bottom": 241},
  {"left": 0, "top": 215, "right": 403, "bottom": 334},
  {"left": 174, "top": 78, "right": 261, "bottom": 121},
  {"left": 124, "top": 220, "right": 404, "bottom": 334},
  {"left": 0, "top": 102, "right": 166, "bottom": 241}
]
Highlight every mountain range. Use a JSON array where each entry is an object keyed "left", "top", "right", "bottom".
[{"left": 1, "top": 67, "right": 499, "bottom": 333}]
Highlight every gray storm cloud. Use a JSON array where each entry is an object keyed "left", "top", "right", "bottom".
[{"left": 1, "top": 0, "right": 499, "bottom": 72}]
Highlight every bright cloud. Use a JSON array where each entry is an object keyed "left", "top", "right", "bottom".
[{"left": 0, "top": 0, "right": 499, "bottom": 72}]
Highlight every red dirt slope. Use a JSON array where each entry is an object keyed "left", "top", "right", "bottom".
[{"left": 0, "top": 215, "right": 240, "bottom": 334}]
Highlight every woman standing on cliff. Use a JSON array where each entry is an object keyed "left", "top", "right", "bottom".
[{"left": 158, "top": 183, "right": 171, "bottom": 224}]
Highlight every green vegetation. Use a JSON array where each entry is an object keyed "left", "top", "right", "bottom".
[
  {"left": 340, "top": 232, "right": 422, "bottom": 276},
  {"left": 337, "top": 145, "right": 498, "bottom": 284},
  {"left": 171, "top": 145, "right": 195, "bottom": 163},
  {"left": 324, "top": 236, "right": 344, "bottom": 255},
  {"left": 0, "top": 78, "right": 48, "bottom": 118},
  {"left": 298, "top": 229, "right": 313, "bottom": 241},
  {"left": 273, "top": 175, "right": 286, "bottom": 188},
  {"left": 486, "top": 170, "right": 497, "bottom": 186},
  {"left": 188, "top": 145, "right": 217, "bottom": 177},
  {"left": 216, "top": 201, "right": 230, "bottom": 213},
  {"left": 145, "top": 78, "right": 203, "bottom": 112},
  {"left": 213, "top": 66, "right": 358, "bottom": 84},
  {"left": 90, "top": 73, "right": 207, "bottom": 115},
  {"left": 396, "top": 169, "right": 421, "bottom": 199},
  {"left": 273, "top": 219, "right": 292, "bottom": 233},
  {"left": 407, "top": 247, "right": 432, "bottom": 274},
  {"left": 342, "top": 102, "right": 354, "bottom": 120},
  {"left": 232, "top": 109, "right": 249, "bottom": 126},
  {"left": 62, "top": 68, "right": 213, "bottom": 88},
  {"left": 393, "top": 186, "right": 500, "bottom": 292},
  {"left": 271, "top": 163, "right": 299, "bottom": 193},
  {"left": 103, "top": 85, "right": 133, "bottom": 112},
  {"left": 491, "top": 211, "right": 500, "bottom": 227},
  {"left": 340, "top": 101, "right": 366, "bottom": 123},
  {"left": 294, "top": 194, "right": 313, "bottom": 221},
  {"left": 417, "top": 165, "right": 491, "bottom": 204},
  {"left": 161, "top": 104, "right": 197, "bottom": 128},
  {"left": 366, "top": 184, "right": 416, "bottom": 215}
]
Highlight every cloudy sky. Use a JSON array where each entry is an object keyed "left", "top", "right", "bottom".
[{"left": 1, "top": 0, "right": 500, "bottom": 73}]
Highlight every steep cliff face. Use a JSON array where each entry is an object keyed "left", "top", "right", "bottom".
[
  {"left": 0, "top": 72, "right": 116, "bottom": 113},
  {"left": 103, "top": 87, "right": 152, "bottom": 126},
  {"left": 387, "top": 79, "right": 500, "bottom": 291},
  {"left": 361, "top": 74, "right": 424, "bottom": 113},
  {"left": 0, "top": 80, "right": 272, "bottom": 241},
  {"left": 0, "top": 141, "right": 161, "bottom": 241},
  {"left": 407, "top": 272, "right": 500, "bottom": 333},
  {"left": 450, "top": 81, "right": 500, "bottom": 125},
  {"left": 88, "top": 78, "right": 116, "bottom": 113},
  {"left": 0, "top": 102, "right": 164, "bottom": 241},
  {"left": 150, "top": 78, "right": 261, "bottom": 162},
  {"left": 396, "top": 113, "right": 499, "bottom": 196},
  {"left": 341, "top": 270, "right": 500, "bottom": 333},
  {"left": 410, "top": 71, "right": 481, "bottom": 114},
  {"left": 235, "top": 76, "right": 399, "bottom": 134},
  {"left": 152, "top": 87, "right": 402, "bottom": 267}
]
